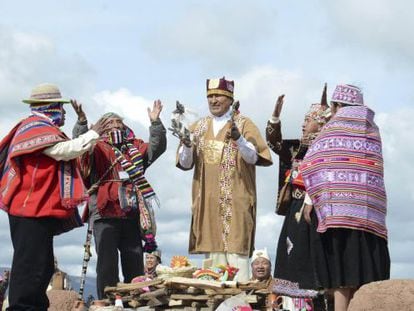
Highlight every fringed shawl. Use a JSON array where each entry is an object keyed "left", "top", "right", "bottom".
[{"left": 301, "top": 106, "right": 387, "bottom": 240}]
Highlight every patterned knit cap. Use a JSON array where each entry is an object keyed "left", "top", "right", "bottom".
[
  {"left": 305, "top": 103, "right": 331, "bottom": 125},
  {"left": 305, "top": 83, "right": 331, "bottom": 125},
  {"left": 31, "top": 102, "right": 64, "bottom": 126},
  {"left": 331, "top": 84, "right": 364, "bottom": 106}
]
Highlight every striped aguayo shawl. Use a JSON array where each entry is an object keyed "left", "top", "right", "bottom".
[{"left": 300, "top": 105, "right": 387, "bottom": 240}]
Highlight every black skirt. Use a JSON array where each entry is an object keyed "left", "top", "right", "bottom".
[
  {"left": 314, "top": 227, "right": 390, "bottom": 289},
  {"left": 274, "top": 198, "right": 325, "bottom": 290}
]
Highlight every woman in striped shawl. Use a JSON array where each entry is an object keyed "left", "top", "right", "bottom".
[{"left": 301, "top": 84, "right": 390, "bottom": 311}]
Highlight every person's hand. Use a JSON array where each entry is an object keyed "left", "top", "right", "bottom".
[
  {"left": 181, "top": 137, "right": 192, "bottom": 148},
  {"left": 272, "top": 94, "right": 285, "bottom": 118},
  {"left": 148, "top": 99, "right": 163, "bottom": 122},
  {"left": 70, "top": 99, "right": 87, "bottom": 123},
  {"left": 303, "top": 204, "right": 313, "bottom": 224},
  {"left": 229, "top": 122, "right": 241, "bottom": 141},
  {"left": 90, "top": 118, "right": 111, "bottom": 136}
]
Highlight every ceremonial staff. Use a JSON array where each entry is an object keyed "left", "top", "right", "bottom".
[{"left": 77, "top": 158, "right": 119, "bottom": 302}]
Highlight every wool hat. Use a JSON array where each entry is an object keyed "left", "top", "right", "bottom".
[
  {"left": 305, "top": 84, "right": 332, "bottom": 125},
  {"left": 251, "top": 248, "right": 271, "bottom": 263},
  {"left": 206, "top": 77, "right": 234, "bottom": 99},
  {"left": 331, "top": 84, "right": 364, "bottom": 106},
  {"left": 23, "top": 83, "right": 70, "bottom": 104},
  {"left": 148, "top": 250, "right": 162, "bottom": 263}
]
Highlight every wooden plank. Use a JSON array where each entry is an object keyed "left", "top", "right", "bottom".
[
  {"left": 204, "top": 288, "right": 242, "bottom": 296},
  {"left": 186, "top": 287, "right": 204, "bottom": 295},
  {"left": 128, "top": 299, "right": 141, "bottom": 308},
  {"left": 245, "top": 294, "right": 258, "bottom": 303},
  {"left": 169, "top": 299, "right": 184, "bottom": 307},
  {"left": 165, "top": 277, "right": 224, "bottom": 290},
  {"left": 105, "top": 279, "right": 164, "bottom": 293},
  {"left": 238, "top": 281, "right": 268, "bottom": 291},
  {"left": 147, "top": 296, "right": 169, "bottom": 307},
  {"left": 139, "top": 288, "right": 168, "bottom": 300},
  {"left": 255, "top": 289, "right": 271, "bottom": 295},
  {"left": 170, "top": 294, "right": 210, "bottom": 301}
]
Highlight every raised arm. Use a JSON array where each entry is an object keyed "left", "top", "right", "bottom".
[
  {"left": 71, "top": 99, "right": 89, "bottom": 138},
  {"left": 146, "top": 99, "right": 167, "bottom": 167},
  {"left": 266, "top": 94, "right": 293, "bottom": 164}
]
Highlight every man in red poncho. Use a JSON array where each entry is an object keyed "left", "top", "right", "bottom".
[{"left": 0, "top": 83, "right": 106, "bottom": 310}]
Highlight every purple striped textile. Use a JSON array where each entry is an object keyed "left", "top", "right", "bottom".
[{"left": 301, "top": 105, "right": 387, "bottom": 240}]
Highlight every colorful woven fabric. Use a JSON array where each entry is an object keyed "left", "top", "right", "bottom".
[
  {"left": 31, "top": 102, "right": 64, "bottom": 126},
  {"left": 114, "top": 142, "right": 156, "bottom": 200},
  {"left": 1, "top": 115, "right": 87, "bottom": 211},
  {"left": 284, "top": 163, "right": 305, "bottom": 189},
  {"left": 272, "top": 278, "right": 318, "bottom": 298},
  {"left": 301, "top": 106, "right": 387, "bottom": 239},
  {"left": 0, "top": 115, "right": 85, "bottom": 234},
  {"left": 331, "top": 84, "right": 364, "bottom": 106},
  {"left": 103, "top": 123, "right": 158, "bottom": 205},
  {"left": 110, "top": 132, "right": 159, "bottom": 249}
]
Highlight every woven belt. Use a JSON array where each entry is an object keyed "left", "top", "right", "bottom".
[{"left": 291, "top": 187, "right": 305, "bottom": 199}]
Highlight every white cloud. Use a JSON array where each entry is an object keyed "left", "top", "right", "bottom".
[{"left": 92, "top": 88, "right": 153, "bottom": 128}]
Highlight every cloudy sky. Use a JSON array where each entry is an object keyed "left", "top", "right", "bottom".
[{"left": 1, "top": 0, "right": 413, "bottom": 285}]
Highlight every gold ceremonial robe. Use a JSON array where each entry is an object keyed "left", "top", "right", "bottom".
[{"left": 177, "top": 114, "right": 272, "bottom": 256}]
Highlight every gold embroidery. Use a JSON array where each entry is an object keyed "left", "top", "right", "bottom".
[
  {"left": 218, "top": 115, "right": 245, "bottom": 251},
  {"left": 202, "top": 140, "right": 224, "bottom": 164},
  {"left": 208, "top": 78, "right": 220, "bottom": 89}
]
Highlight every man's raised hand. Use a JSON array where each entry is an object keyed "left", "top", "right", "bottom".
[
  {"left": 148, "top": 99, "right": 163, "bottom": 122},
  {"left": 70, "top": 99, "right": 87, "bottom": 123},
  {"left": 272, "top": 94, "right": 285, "bottom": 118}
]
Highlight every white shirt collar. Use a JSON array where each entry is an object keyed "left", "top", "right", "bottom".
[{"left": 211, "top": 109, "right": 232, "bottom": 136}]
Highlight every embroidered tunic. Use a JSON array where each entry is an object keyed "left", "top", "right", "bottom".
[{"left": 177, "top": 114, "right": 272, "bottom": 256}]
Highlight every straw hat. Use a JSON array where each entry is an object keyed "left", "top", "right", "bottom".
[{"left": 22, "top": 83, "right": 70, "bottom": 104}]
